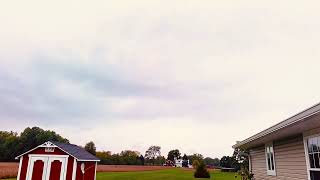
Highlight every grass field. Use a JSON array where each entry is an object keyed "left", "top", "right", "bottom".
[
  {"left": 96, "top": 169, "right": 238, "bottom": 180},
  {"left": 0, "top": 163, "right": 238, "bottom": 180}
]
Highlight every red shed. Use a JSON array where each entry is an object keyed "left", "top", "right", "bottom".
[{"left": 15, "top": 141, "right": 100, "bottom": 180}]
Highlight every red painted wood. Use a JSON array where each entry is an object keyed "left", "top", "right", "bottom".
[
  {"left": 18, "top": 145, "right": 97, "bottom": 180},
  {"left": 31, "top": 160, "right": 44, "bottom": 180},
  {"left": 49, "top": 160, "right": 62, "bottom": 180},
  {"left": 30, "top": 147, "right": 66, "bottom": 155},
  {"left": 66, "top": 157, "right": 74, "bottom": 180},
  {"left": 19, "top": 155, "right": 29, "bottom": 180},
  {"left": 75, "top": 162, "right": 96, "bottom": 180}
]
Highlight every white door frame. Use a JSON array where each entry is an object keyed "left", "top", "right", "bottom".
[{"left": 26, "top": 154, "right": 69, "bottom": 180}]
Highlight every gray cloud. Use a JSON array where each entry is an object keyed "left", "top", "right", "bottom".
[{"left": 1, "top": 0, "right": 320, "bottom": 158}]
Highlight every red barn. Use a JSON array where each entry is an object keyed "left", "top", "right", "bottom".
[{"left": 15, "top": 141, "right": 100, "bottom": 180}]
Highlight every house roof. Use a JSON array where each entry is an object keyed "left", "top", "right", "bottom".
[
  {"left": 15, "top": 141, "right": 100, "bottom": 161},
  {"left": 233, "top": 102, "right": 320, "bottom": 149}
]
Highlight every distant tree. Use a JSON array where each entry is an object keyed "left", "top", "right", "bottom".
[
  {"left": 0, "top": 127, "right": 69, "bottom": 161},
  {"left": 192, "top": 159, "right": 200, "bottom": 169},
  {"left": 220, "top": 156, "right": 238, "bottom": 170},
  {"left": 145, "top": 146, "right": 161, "bottom": 165},
  {"left": 19, "top": 127, "right": 69, "bottom": 154},
  {"left": 85, "top": 141, "right": 96, "bottom": 155},
  {"left": 120, "top": 150, "right": 140, "bottom": 165},
  {"left": 155, "top": 156, "right": 166, "bottom": 165},
  {"left": 194, "top": 162, "right": 210, "bottom": 178},
  {"left": 167, "top": 149, "right": 181, "bottom": 161},
  {"left": 0, "top": 131, "right": 19, "bottom": 161},
  {"left": 188, "top": 153, "right": 204, "bottom": 165},
  {"left": 204, "top": 157, "right": 220, "bottom": 167},
  {"left": 138, "top": 155, "right": 145, "bottom": 165},
  {"left": 212, "top": 158, "right": 220, "bottom": 167},
  {"left": 233, "top": 148, "right": 248, "bottom": 171},
  {"left": 182, "top": 154, "right": 189, "bottom": 167}
]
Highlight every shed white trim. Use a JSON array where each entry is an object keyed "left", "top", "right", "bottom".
[
  {"left": 72, "top": 159, "right": 77, "bottom": 180},
  {"left": 17, "top": 156, "right": 23, "bottom": 180}
]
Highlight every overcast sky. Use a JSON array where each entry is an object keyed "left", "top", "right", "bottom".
[{"left": 1, "top": 0, "right": 320, "bottom": 158}]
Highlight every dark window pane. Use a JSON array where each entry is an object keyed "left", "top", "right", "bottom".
[
  {"left": 315, "top": 153, "right": 320, "bottom": 168},
  {"left": 310, "top": 154, "right": 315, "bottom": 168},
  {"left": 267, "top": 154, "right": 271, "bottom": 170},
  {"left": 270, "top": 153, "right": 275, "bottom": 170},
  {"left": 310, "top": 171, "right": 320, "bottom": 180}
]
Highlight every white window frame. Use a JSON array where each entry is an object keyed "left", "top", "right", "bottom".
[
  {"left": 265, "top": 142, "right": 276, "bottom": 176},
  {"left": 303, "top": 133, "right": 320, "bottom": 180}
]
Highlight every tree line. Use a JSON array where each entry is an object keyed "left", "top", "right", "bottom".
[
  {"left": 0, "top": 126, "right": 247, "bottom": 172},
  {"left": 0, "top": 127, "right": 68, "bottom": 161}
]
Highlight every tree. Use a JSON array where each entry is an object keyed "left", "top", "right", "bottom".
[
  {"left": 204, "top": 157, "right": 220, "bottom": 167},
  {"left": 233, "top": 148, "right": 250, "bottom": 177},
  {"left": 0, "top": 127, "right": 69, "bottom": 161},
  {"left": 145, "top": 146, "right": 161, "bottom": 165},
  {"left": 85, "top": 141, "right": 96, "bottom": 155},
  {"left": 19, "top": 127, "right": 69, "bottom": 155},
  {"left": 192, "top": 159, "right": 200, "bottom": 169},
  {"left": 167, "top": 149, "right": 181, "bottom": 161},
  {"left": 220, "top": 156, "right": 238, "bottom": 170},
  {"left": 233, "top": 148, "right": 248, "bottom": 170},
  {"left": 120, "top": 150, "right": 140, "bottom": 165},
  {"left": 182, "top": 154, "right": 189, "bottom": 167},
  {"left": 188, "top": 153, "right": 204, "bottom": 165},
  {"left": 194, "top": 162, "right": 210, "bottom": 178},
  {"left": 138, "top": 155, "right": 145, "bottom": 165}
]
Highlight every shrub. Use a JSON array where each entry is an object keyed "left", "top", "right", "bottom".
[
  {"left": 192, "top": 160, "right": 200, "bottom": 169},
  {"left": 194, "top": 162, "right": 210, "bottom": 178}
]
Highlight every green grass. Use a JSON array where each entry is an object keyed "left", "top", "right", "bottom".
[
  {"left": 97, "top": 169, "right": 239, "bottom": 180},
  {"left": 2, "top": 169, "right": 238, "bottom": 180}
]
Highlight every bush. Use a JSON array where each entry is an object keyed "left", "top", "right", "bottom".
[
  {"left": 194, "top": 162, "right": 210, "bottom": 178},
  {"left": 192, "top": 160, "right": 200, "bottom": 169}
]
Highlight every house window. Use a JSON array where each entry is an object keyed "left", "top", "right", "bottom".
[
  {"left": 305, "top": 135, "right": 320, "bottom": 180},
  {"left": 265, "top": 143, "right": 276, "bottom": 176}
]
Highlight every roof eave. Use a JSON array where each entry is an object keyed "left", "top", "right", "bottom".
[{"left": 233, "top": 102, "right": 320, "bottom": 149}]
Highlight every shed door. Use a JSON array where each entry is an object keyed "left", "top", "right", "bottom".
[{"left": 26, "top": 155, "right": 68, "bottom": 180}]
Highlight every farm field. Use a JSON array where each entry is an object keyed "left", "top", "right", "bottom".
[{"left": 0, "top": 163, "right": 18, "bottom": 179}]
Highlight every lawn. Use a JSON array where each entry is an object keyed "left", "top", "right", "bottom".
[
  {"left": 2, "top": 169, "right": 238, "bottom": 180},
  {"left": 97, "top": 169, "right": 238, "bottom": 180}
]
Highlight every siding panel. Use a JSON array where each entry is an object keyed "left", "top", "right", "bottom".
[{"left": 250, "top": 135, "right": 308, "bottom": 180}]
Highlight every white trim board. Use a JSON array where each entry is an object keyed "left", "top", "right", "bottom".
[{"left": 17, "top": 156, "right": 23, "bottom": 180}]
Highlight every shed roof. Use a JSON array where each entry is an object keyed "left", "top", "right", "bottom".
[
  {"left": 15, "top": 141, "right": 100, "bottom": 161},
  {"left": 53, "top": 141, "right": 100, "bottom": 161}
]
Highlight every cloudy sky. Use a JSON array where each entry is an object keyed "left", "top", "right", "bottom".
[{"left": 1, "top": 0, "right": 320, "bottom": 158}]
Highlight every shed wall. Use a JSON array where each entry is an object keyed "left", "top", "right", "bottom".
[
  {"left": 18, "top": 147, "right": 74, "bottom": 180},
  {"left": 75, "top": 161, "right": 96, "bottom": 180}
]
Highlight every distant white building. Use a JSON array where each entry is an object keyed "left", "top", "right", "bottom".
[
  {"left": 174, "top": 157, "right": 191, "bottom": 168},
  {"left": 175, "top": 158, "right": 183, "bottom": 167}
]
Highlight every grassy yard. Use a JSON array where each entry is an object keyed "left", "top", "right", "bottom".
[
  {"left": 97, "top": 169, "right": 238, "bottom": 180},
  {"left": 2, "top": 169, "right": 239, "bottom": 180}
]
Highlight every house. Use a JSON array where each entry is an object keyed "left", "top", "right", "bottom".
[
  {"left": 174, "top": 158, "right": 183, "bottom": 167},
  {"left": 233, "top": 103, "right": 320, "bottom": 180},
  {"left": 15, "top": 141, "right": 100, "bottom": 180}
]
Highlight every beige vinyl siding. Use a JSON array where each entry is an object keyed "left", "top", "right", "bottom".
[{"left": 250, "top": 135, "right": 308, "bottom": 180}]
